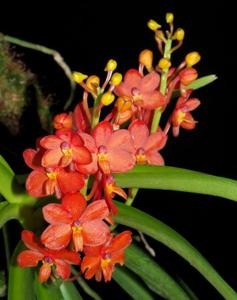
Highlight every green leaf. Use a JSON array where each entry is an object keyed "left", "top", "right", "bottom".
[
  {"left": 113, "top": 266, "right": 155, "bottom": 300},
  {"left": 176, "top": 278, "right": 200, "bottom": 300},
  {"left": 114, "top": 165, "right": 237, "bottom": 202},
  {"left": 172, "top": 74, "right": 217, "bottom": 98},
  {"left": 8, "top": 242, "right": 35, "bottom": 300},
  {"left": 188, "top": 75, "right": 217, "bottom": 90},
  {"left": 0, "top": 204, "right": 21, "bottom": 229},
  {"left": 125, "top": 244, "right": 190, "bottom": 300},
  {"left": 113, "top": 202, "right": 237, "bottom": 300},
  {"left": 0, "top": 155, "right": 14, "bottom": 175},
  {"left": 34, "top": 274, "right": 63, "bottom": 300},
  {"left": 0, "top": 201, "right": 8, "bottom": 211},
  {"left": 59, "top": 281, "right": 83, "bottom": 300},
  {"left": 0, "top": 161, "right": 35, "bottom": 205},
  {"left": 71, "top": 267, "right": 102, "bottom": 300}
]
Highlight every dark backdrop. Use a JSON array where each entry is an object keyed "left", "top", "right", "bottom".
[{"left": 1, "top": 1, "right": 237, "bottom": 299}]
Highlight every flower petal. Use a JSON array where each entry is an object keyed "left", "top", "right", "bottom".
[
  {"left": 55, "top": 250, "right": 81, "bottom": 264},
  {"left": 76, "top": 153, "right": 98, "bottom": 175},
  {"left": 42, "top": 204, "right": 72, "bottom": 225},
  {"left": 144, "top": 131, "right": 167, "bottom": 152},
  {"left": 142, "top": 91, "right": 166, "bottom": 110},
  {"left": 21, "top": 230, "right": 41, "bottom": 251},
  {"left": 185, "top": 98, "right": 201, "bottom": 111},
  {"left": 55, "top": 260, "right": 71, "bottom": 280},
  {"left": 107, "top": 231, "right": 132, "bottom": 254},
  {"left": 62, "top": 192, "right": 87, "bottom": 220},
  {"left": 41, "top": 224, "right": 72, "bottom": 250},
  {"left": 40, "top": 135, "right": 62, "bottom": 149},
  {"left": 92, "top": 121, "right": 112, "bottom": 147},
  {"left": 79, "top": 133, "right": 97, "bottom": 153},
  {"left": 146, "top": 150, "right": 165, "bottom": 166},
  {"left": 123, "top": 69, "right": 142, "bottom": 88},
  {"left": 39, "top": 263, "right": 51, "bottom": 283},
  {"left": 82, "top": 220, "right": 110, "bottom": 247},
  {"left": 41, "top": 149, "right": 63, "bottom": 168},
  {"left": 128, "top": 120, "right": 149, "bottom": 150},
  {"left": 140, "top": 71, "right": 160, "bottom": 92},
  {"left": 23, "top": 149, "right": 43, "bottom": 169},
  {"left": 108, "top": 149, "right": 135, "bottom": 173},
  {"left": 72, "top": 146, "right": 92, "bottom": 164},
  {"left": 57, "top": 169, "right": 85, "bottom": 194},
  {"left": 80, "top": 200, "right": 109, "bottom": 223},
  {"left": 17, "top": 250, "right": 43, "bottom": 267},
  {"left": 26, "top": 170, "right": 48, "bottom": 197},
  {"left": 81, "top": 256, "right": 101, "bottom": 280},
  {"left": 107, "top": 129, "right": 135, "bottom": 153}
]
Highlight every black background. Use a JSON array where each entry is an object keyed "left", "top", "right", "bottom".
[{"left": 1, "top": 1, "right": 237, "bottom": 299}]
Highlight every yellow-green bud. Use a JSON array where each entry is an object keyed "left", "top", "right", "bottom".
[
  {"left": 139, "top": 49, "right": 153, "bottom": 71},
  {"left": 185, "top": 51, "right": 201, "bottom": 67},
  {"left": 72, "top": 72, "right": 88, "bottom": 83},
  {"left": 158, "top": 58, "right": 171, "bottom": 69},
  {"left": 166, "top": 12, "right": 174, "bottom": 24},
  {"left": 101, "top": 91, "right": 115, "bottom": 106},
  {"left": 172, "top": 28, "right": 185, "bottom": 41},
  {"left": 105, "top": 59, "right": 117, "bottom": 71},
  {"left": 110, "top": 73, "right": 123, "bottom": 86},
  {"left": 147, "top": 19, "right": 161, "bottom": 31}
]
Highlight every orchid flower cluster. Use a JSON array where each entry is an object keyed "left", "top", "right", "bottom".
[{"left": 17, "top": 13, "right": 202, "bottom": 284}]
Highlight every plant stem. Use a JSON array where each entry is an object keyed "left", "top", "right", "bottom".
[
  {"left": 151, "top": 38, "right": 172, "bottom": 133},
  {"left": 71, "top": 268, "right": 102, "bottom": 300},
  {"left": 2, "top": 34, "right": 75, "bottom": 110},
  {"left": 2, "top": 225, "right": 10, "bottom": 270},
  {"left": 91, "top": 93, "right": 102, "bottom": 130}
]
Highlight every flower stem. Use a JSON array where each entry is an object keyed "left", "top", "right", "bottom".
[
  {"left": 151, "top": 38, "right": 172, "bottom": 133},
  {"left": 91, "top": 93, "right": 102, "bottom": 130},
  {"left": 1, "top": 34, "right": 75, "bottom": 110}
]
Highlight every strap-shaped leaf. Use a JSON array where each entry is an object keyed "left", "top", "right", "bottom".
[
  {"left": 8, "top": 242, "right": 35, "bottom": 300},
  {"left": 59, "top": 281, "right": 83, "bottom": 300},
  {"left": 0, "top": 160, "right": 35, "bottom": 205},
  {"left": 125, "top": 244, "right": 190, "bottom": 300},
  {"left": 0, "top": 155, "right": 14, "bottom": 175},
  {"left": 34, "top": 274, "right": 63, "bottom": 300},
  {"left": 113, "top": 202, "right": 237, "bottom": 300},
  {"left": 172, "top": 75, "right": 217, "bottom": 98},
  {"left": 0, "top": 204, "right": 21, "bottom": 229},
  {"left": 113, "top": 266, "right": 155, "bottom": 300},
  {"left": 114, "top": 165, "right": 237, "bottom": 202}
]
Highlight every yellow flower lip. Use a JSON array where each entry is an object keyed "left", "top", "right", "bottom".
[{"left": 46, "top": 172, "right": 58, "bottom": 180}]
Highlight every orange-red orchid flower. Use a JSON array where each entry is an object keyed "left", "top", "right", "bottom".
[
  {"left": 92, "top": 121, "right": 136, "bottom": 174},
  {"left": 41, "top": 192, "right": 110, "bottom": 252},
  {"left": 115, "top": 69, "right": 165, "bottom": 110},
  {"left": 129, "top": 120, "right": 167, "bottom": 165},
  {"left": 81, "top": 231, "right": 132, "bottom": 282},
  {"left": 171, "top": 96, "right": 200, "bottom": 136},
  {"left": 23, "top": 148, "right": 85, "bottom": 198},
  {"left": 40, "top": 129, "right": 92, "bottom": 168},
  {"left": 17, "top": 230, "right": 80, "bottom": 283}
]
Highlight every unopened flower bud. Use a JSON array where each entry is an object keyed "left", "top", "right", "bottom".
[
  {"left": 158, "top": 58, "right": 171, "bottom": 70},
  {"left": 147, "top": 19, "right": 161, "bottom": 31},
  {"left": 110, "top": 73, "right": 123, "bottom": 86},
  {"left": 166, "top": 12, "right": 174, "bottom": 24},
  {"left": 72, "top": 72, "right": 88, "bottom": 83},
  {"left": 101, "top": 92, "right": 115, "bottom": 106},
  {"left": 179, "top": 67, "right": 198, "bottom": 85},
  {"left": 139, "top": 49, "right": 153, "bottom": 71},
  {"left": 185, "top": 51, "right": 201, "bottom": 67},
  {"left": 86, "top": 75, "right": 100, "bottom": 93},
  {"left": 172, "top": 28, "right": 185, "bottom": 41},
  {"left": 53, "top": 113, "right": 72, "bottom": 130},
  {"left": 105, "top": 59, "right": 117, "bottom": 71},
  {"left": 116, "top": 96, "right": 132, "bottom": 113}
]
